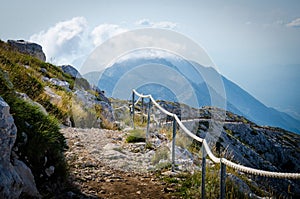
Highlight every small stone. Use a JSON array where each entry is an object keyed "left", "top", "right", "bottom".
[
  {"left": 163, "top": 187, "right": 175, "bottom": 193},
  {"left": 106, "top": 179, "right": 114, "bottom": 182},
  {"left": 67, "top": 191, "right": 76, "bottom": 197},
  {"left": 100, "top": 190, "right": 106, "bottom": 194},
  {"left": 45, "top": 166, "right": 55, "bottom": 177},
  {"left": 40, "top": 68, "right": 47, "bottom": 74}
]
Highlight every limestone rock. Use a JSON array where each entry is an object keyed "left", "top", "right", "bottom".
[
  {"left": 15, "top": 91, "right": 48, "bottom": 115},
  {"left": 227, "top": 173, "right": 251, "bottom": 195},
  {"left": 44, "top": 86, "right": 62, "bottom": 104},
  {"left": 0, "top": 96, "right": 22, "bottom": 198},
  {"left": 45, "top": 166, "right": 55, "bottom": 177},
  {"left": 49, "top": 78, "right": 70, "bottom": 91},
  {"left": 73, "top": 90, "right": 114, "bottom": 126},
  {"left": 92, "top": 85, "right": 111, "bottom": 105},
  {"left": 0, "top": 96, "right": 40, "bottom": 198},
  {"left": 13, "top": 159, "right": 41, "bottom": 198},
  {"left": 60, "top": 65, "right": 82, "bottom": 78},
  {"left": 7, "top": 40, "right": 46, "bottom": 62},
  {"left": 0, "top": 97, "right": 16, "bottom": 161},
  {"left": 99, "top": 101, "right": 115, "bottom": 123}
]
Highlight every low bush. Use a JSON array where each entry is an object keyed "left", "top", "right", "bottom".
[
  {"left": 5, "top": 95, "right": 67, "bottom": 184},
  {"left": 126, "top": 129, "right": 146, "bottom": 143}
]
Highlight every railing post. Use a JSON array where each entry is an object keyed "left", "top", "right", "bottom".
[
  {"left": 132, "top": 91, "right": 135, "bottom": 129},
  {"left": 141, "top": 97, "right": 145, "bottom": 123},
  {"left": 220, "top": 160, "right": 226, "bottom": 199},
  {"left": 201, "top": 146, "right": 206, "bottom": 199},
  {"left": 172, "top": 117, "right": 176, "bottom": 172},
  {"left": 146, "top": 100, "right": 151, "bottom": 145}
]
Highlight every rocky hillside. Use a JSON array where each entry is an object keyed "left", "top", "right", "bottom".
[
  {"left": 148, "top": 101, "right": 300, "bottom": 197},
  {"left": 60, "top": 101, "right": 300, "bottom": 198},
  {"left": 0, "top": 39, "right": 115, "bottom": 198}
]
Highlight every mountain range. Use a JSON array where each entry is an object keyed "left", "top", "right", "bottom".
[{"left": 83, "top": 55, "right": 300, "bottom": 134}]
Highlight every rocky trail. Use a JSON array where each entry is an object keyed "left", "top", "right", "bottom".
[{"left": 62, "top": 128, "right": 177, "bottom": 199}]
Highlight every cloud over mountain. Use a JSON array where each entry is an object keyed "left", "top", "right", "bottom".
[
  {"left": 30, "top": 17, "right": 89, "bottom": 66},
  {"left": 29, "top": 17, "right": 178, "bottom": 68},
  {"left": 135, "top": 19, "right": 177, "bottom": 29},
  {"left": 91, "top": 24, "right": 127, "bottom": 46},
  {"left": 287, "top": 18, "right": 300, "bottom": 28}
]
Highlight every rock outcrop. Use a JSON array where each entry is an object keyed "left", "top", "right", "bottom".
[
  {"left": 72, "top": 90, "right": 114, "bottom": 128},
  {"left": 7, "top": 40, "right": 46, "bottom": 62},
  {"left": 0, "top": 96, "right": 40, "bottom": 198},
  {"left": 15, "top": 91, "right": 48, "bottom": 115},
  {"left": 60, "top": 65, "right": 82, "bottom": 78}
]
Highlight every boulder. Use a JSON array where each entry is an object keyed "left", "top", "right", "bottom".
[
  {"left": 60, "top": 65, "right": 82, "bottom": 78},
  {"left": 0, "top": 96, "right": 40, "bottom": 198},
  {"left": 72, "top": 90, "right": 114, "bottom": 128},
  {"left": 44, "top": 86, "right": 62, "bottom": 105},
  {"left": 15, "top": 91, "right": 48, "bottom": 115},
  {"left": 49, "top": 78, "right": 70, "bottom": 91},
  {"left": 98, "top": 101, "right": 115, "bottom": 123},
  {"left": 227, "top": 173, "right": 251, "bottom": 195},
  {"left": 13, "top": 159, "right": 40, "bottom": 198},
  {"left": 7, "top": 40, "right": 46, "bottom": 62},
  {"left": 0, "top": 96, "right": 22, "bottom": 198},
  {"left": 92, "top": 85, "right": 110, "bottom": 105}
]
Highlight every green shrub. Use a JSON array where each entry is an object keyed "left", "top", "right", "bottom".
[
  {"left": 155, "top": 162, "right": 172, "bottom": 170},
  {"left": 3, "top": 94, "right": 67, "bottom": 184},
  {"left": 0, "top": 61, "right": 43, "bottom": 99},
  {"left": 126, "top": 129, "right": 146, "bottom": 143}
]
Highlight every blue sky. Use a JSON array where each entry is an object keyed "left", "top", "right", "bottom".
[{"left": 1, "top": 0, "right": 300, "bottom": 119}]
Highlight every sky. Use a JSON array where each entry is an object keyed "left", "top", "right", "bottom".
[{"left": 1, "top": 0, "right": 300, "bottom": 119}]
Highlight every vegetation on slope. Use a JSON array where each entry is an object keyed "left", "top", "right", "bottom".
[
  {"left": 0, "top": 39, "right": 115, "bottom": 195},
  {"left": 0, "top": 40, "right": 70, "bottom": 193}
]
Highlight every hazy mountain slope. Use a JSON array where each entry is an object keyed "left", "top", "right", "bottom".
[
  {"left": 83, "top": 56, "right": 300, "bottom": 133},
  {"left": 222, "top": 76, "right": 300, "bottom": 133}
]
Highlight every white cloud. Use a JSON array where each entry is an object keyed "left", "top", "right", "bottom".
[
  {"left": 135, "top": 19, "right": 177, "bottom": 29},
  {"left": 152, "top": 21, "right": 177, "bottom": 29},
  {"left": 91, "top": 24, "right": 127, "bottom": 46},
  {"left": 286, "top": 18, "right": 300, "bottom": 28},
  {"left": 135, "top": 19, "right": 151, "bottom": 26},
  {"left": 116, "top": 48, "right": 178, "bottom": 63},
  {"left": 30, "top": 17, "right": 90, "bottom": 66},
  {"left": 29, "top": 17, "right": 128, "bottom": 67},
  {"left": 29, "top": 17, "right": 178, "bottom": 68}
]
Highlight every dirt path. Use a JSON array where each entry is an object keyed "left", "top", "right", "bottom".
[{"left": 61, "top": 128, "right": 177, "bottom": 199}]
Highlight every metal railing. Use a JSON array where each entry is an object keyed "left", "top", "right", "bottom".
[{"left": 131, "top": 89, "right": 300, "bottom": 198}]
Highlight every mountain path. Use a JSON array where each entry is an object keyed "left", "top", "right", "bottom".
[{"left": 61, "top": 127, "right": 177, "bottom": 199}]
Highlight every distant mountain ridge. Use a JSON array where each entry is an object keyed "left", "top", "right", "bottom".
[{"left": 83, "top": 56, "right": 300, "bottom": 134}]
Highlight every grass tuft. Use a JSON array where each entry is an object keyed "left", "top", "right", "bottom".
[{"left": 126, "top": 129, "right": 146, "bottom": 143}]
